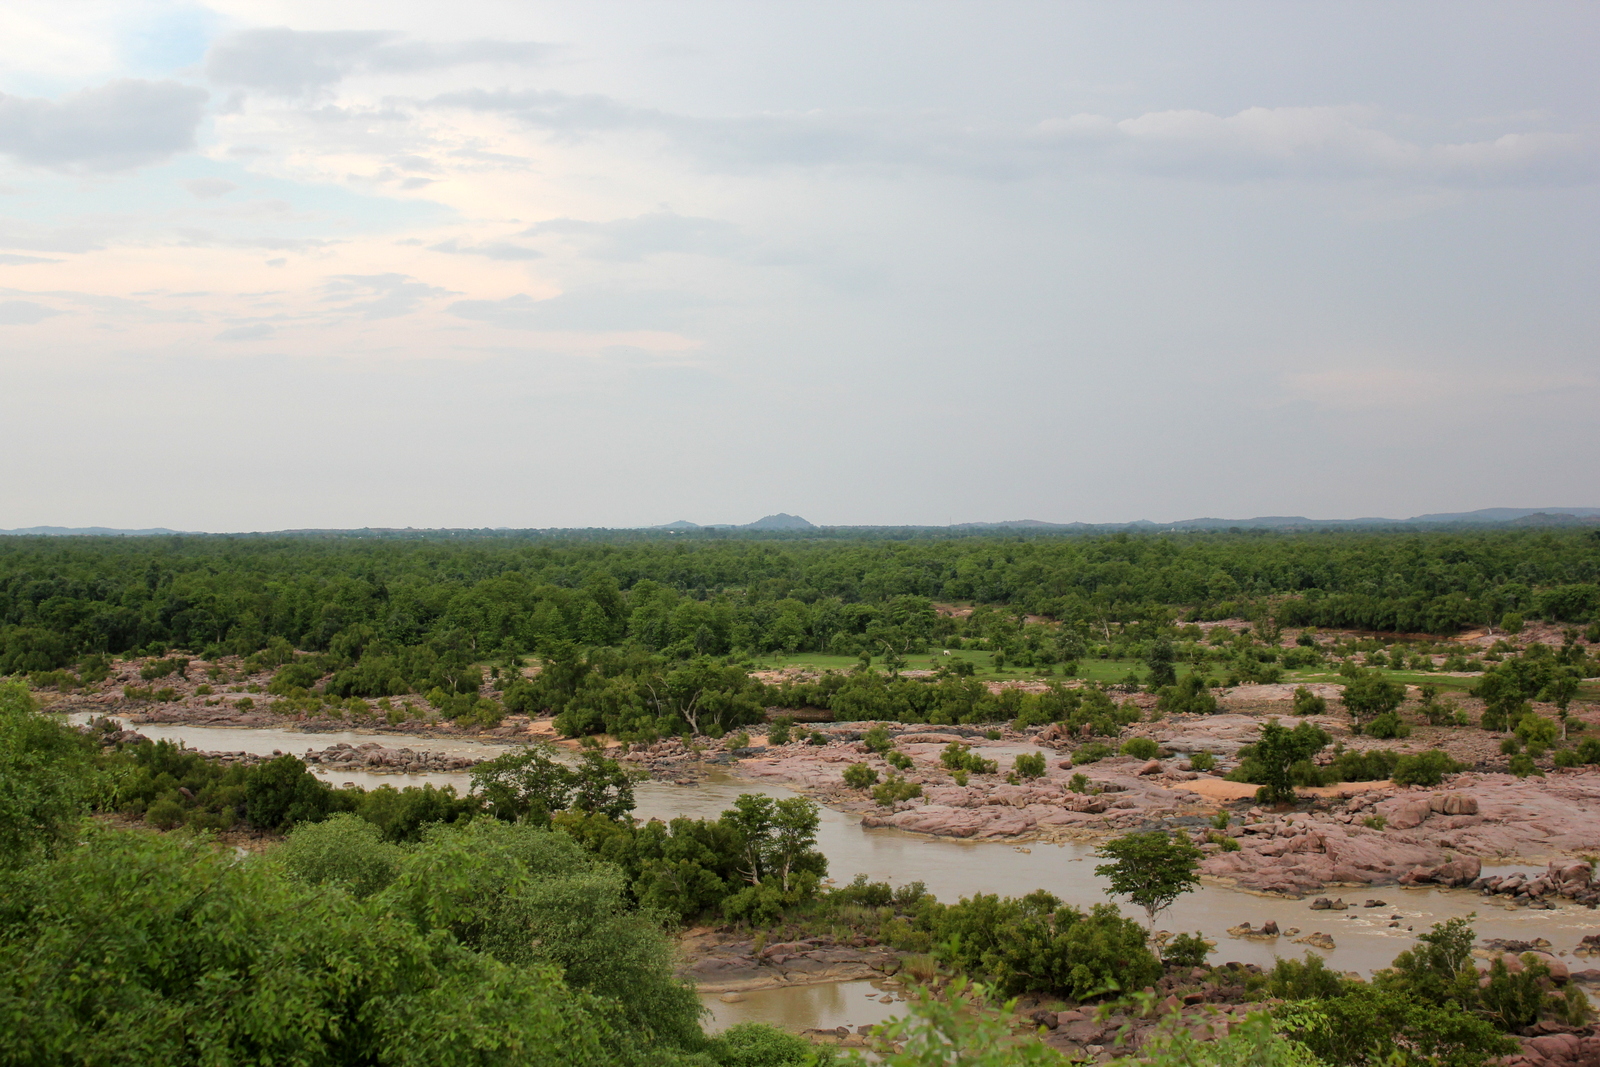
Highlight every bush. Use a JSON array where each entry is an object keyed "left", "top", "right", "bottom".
[
  {"left": 1068, "top": 772, "right": 1090, "bottom": 793},
  {"left": 1391, "top": 750, "right": 1464, "bottom": 787},
  {"left": 765, "top": 717, "right": 793, "bottom": 746},
  {"left": 940, "top": 742, "right": 997, "bottom": 776},
  {"left": 1013, "top": 752, "right": 1046, "bottom": 779},
  {"left": 842, "top": 762, "right": 878, "bottom": 789},
  {"left": 1259, "top": 952, "right": 1345, "bottom": 1000},
  {"left": 1292, "top": 686, "right": 1327, "bottom": 716},
  {"left": 861, "top": 725, "right": 893, "bottom": 753},
  {"left": 1163, "top": 931, "right": 1211, "bottom": 968},
  {"left": 872, "top": 774, "right": 922, "bottom": 806},
  {"left": 144, "top": 796, "right": 187, "bottom": 830},
  {"left": 886, "top": 750, "right": 914, "bottom": 770},
  {"left": 1120, "top": 736, "right": 1160, "bottom": 760},
  {"left": 1188, "top": 751, "right": 1216, "bottom": 772},
  {"left": 1072, "top": 742, "right": 1113, "bottom": 765},
  {"left": 1509, "top": 753, "right": 1541, "bottom": 777},
  {"left": 1365, "top": 712, "right": 1411, "bottom": 740},
  {"left": 1516, "top": 714, "right": 1559, "bottom": 748},
  {"left": 277, "top": 813, "right": 402, "bottom": 898},
  {"left": 924, "top": 894, "right": 1161, "bottom": 1001}
]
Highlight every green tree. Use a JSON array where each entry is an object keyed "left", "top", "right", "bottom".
[
  {"left": 1093, "top": 829, "right": 1201, "bottom": 928},
  {"left": 470, "top": 742, "right": 575, "bottom": 823},
  {"left": 0, "top": 681, "right": 90, "bottom": 868},
  {"left": 1236, "top": 719, "right": 1331, "bottom": 803},
  {"left": 1341, "top": 670, "right": 1406, "bottom": 733}
]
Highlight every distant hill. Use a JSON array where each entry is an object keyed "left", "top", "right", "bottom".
[
  {"left": 742, "top": 513, "right": 816, "bottom": 530},
  {"left": 0, "top": 526, "right": 182, "bottom": 536},
  {"left": 650, "top": 514, "right": 817, "bottom": 531}
]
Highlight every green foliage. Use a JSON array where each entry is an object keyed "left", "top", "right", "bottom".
[
  {"left": 1259, "top": 952, "right": 1347, "bottom": 1000},
  {"left": 1275, "top": 984, "right": 1514, "bottom": 1067},
  {"left": 1341, "top": 671, "right": 1406, "bottom": 730},
  {"left": 873, "top": 774, "right": 923, "bottom": 806},
  {"left": 920, "top": 892, "right": 1161, "bottom": 1000},
  {"left": 1120, "top": 736, "right": 1160, "bottom": 760},
  {"left": 245, "top": 753, "right": 340, "bottom": 830},
  {"left": 1364, "top": 711, "right": 1411, "bottom": 739},
  {"left": 940, "top": 742, "right": 998, "bottom": 776},
  {"left": 1391, "top": 749, "right": 1464, "bottom": 786},
  {"left": 1157, "top": 671, "right": 1218, "bottom": 715},
  {"left": 1292, "top": 686, "right": 1328, "bottom": 716},
  {"left": 0, "top": 825, "right": 615, "bottom": 1066},
  {"left": 765, "top": 717, "right": 793, "bottom": 746},
  {"left": 1071, "top": 742, "right": 1112, "bottom": 764},
  {"left": 470, "top": 743, "right": 636, "bottom": 823},
  {"left": 843, "top": 762, "right": 879, "bottom": 789},
  {"left": 0, "top": 681, "right": 91, "bottom": 868},
  {"left": 1515, "top": 713, "right": 1559, "bottom": 748},
  {"left": 376, "top": 819, "right": 704, "bottom": 1051},
  {"left": 853, "top": 976, "right": 1072, "bottom": 1066},
  {"left": 1188, "top": 750, "right": 1216, "bottom": 772},
  {"left": 1229, "top": 719, "right": 1331, "bottom": 803},
  {"left": 886, "top": 749, "right": 914, "bottom": 770},
  {"left": 1509, "top": 753, "right": 1540, "bottom": 777},
  {"left": 277, "top": 812, "right": 404, "bottom": 897},
  {"left": 1093, "top": 829, "right": 1201, "bottom": 927},
  {"left": 1162, "top": 931, "right": 1211, "bottom": 967},
  {"left": 861, "top": 725, "right": 893, "bottom": 753},
  {"left": 1012, "top": 751, "right": 1046, "bottom": 779}
]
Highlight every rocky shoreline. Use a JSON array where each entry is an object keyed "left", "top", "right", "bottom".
[{"left": 690, "top": 712, "right": 1600, "bottom": 899}]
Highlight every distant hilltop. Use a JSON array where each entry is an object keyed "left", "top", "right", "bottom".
[
  {"left": 648, "top": 507, "right": 1600, "bottom": 532},
  {"left": 652, "top": 513, "right": 818, "bottom": 531},
  {"left": 4, "top": 508, "right": 1599, "bottom": 538}
]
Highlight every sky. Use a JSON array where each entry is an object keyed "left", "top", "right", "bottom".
[{"left": 0, "top": 1, "right": 1596, "bottom": 531}]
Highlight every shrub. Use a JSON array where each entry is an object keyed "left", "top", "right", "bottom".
[
  {"left": 1259, "top": 952, "right": 1345, "bottom": 1000},
  {"left": 1509, "top": 753, "right": 1541, "bottom": 778},
  {"left": 765, "top": 717, "right": 793, "bottom": 746},
  {"left": 872, "top": 774, "right": 922, "bottom": 806},
  {"left": 1120, "top": 736, "right": 1160, "bottom": 760},
  {"left": 940, "top": 742, "right": 997, "bottom": 776},
  {"left": 1515, "top": 714, "right": 1559, "bottom": 748},
  {"left": 1163, "top": 931, "right": 1211, "bottom": 968},
  {"left": 144, "top": 796, "right": 187, "bottom": 830},
  {"left": 886, "top": 750, "right": 914, "bottom": 770},
  {"left": 806, "top": 731, "right": 827, "bottom": 746},
  {"left": 861, "top": 725, "right": 893, "bottom": 753},
  {"left": 1292, "top": 686, "right": 1327, "bottom": 716},
  {"left": 1364, "top": 814, "right": 1387, "bottom": 830},
  {"left": 842, "top": 762, "right": 878, "bottom": 789},
  {"left": 1365, "top": 712, "right": 1411, "bottom": 740},
  {"left": 1013, "top": 752, "right": 1047, "bottom": 779},
  {"left": 1188, "top": 751, "right": 1216, "bottom": 772},
  {"left": 1392, "top": 750, "right": 1464, "bottom": 787},
  {"left": 1068, "top": 772, "right": 1090, "bottom": 793},
  {"left": 1072, "top": 742, "right": 1112, "bottom": 765},
  {"left": 1554, "top": 748, "right": 1581, "bottom": 768}
]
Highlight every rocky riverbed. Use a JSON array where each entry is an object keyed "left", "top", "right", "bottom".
[
  {"left": 692, "top": 713, "right": 1600, "bottom": 898},
  {"left": 679, "top": 928, "right": 904, "bottom": 993}
]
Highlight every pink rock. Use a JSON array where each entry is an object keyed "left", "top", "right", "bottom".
[{"left": 1137, "top": 760, "right": 1162, "bottom": 776}]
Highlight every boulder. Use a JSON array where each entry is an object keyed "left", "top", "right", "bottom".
[
  {"left": 1429, "top": 794, "right": 1479, "bottom": 816},
  {"left": 1381, "top": 797, "right": 1434, "bottom": 830}
]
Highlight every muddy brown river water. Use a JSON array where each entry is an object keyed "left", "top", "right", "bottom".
[{"left": 73, "top": 716, "right": 1600, "bottom": 1035}]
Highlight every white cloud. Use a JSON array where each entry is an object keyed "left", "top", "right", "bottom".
[
  {"left": 0, "top": 80, "right": 208, "bottom": 171},
  {"left": 1032, "top": 106, "right": 1595, "bottom": 187},
  {"left": 185, "top": 177, "right": 238, "bottom": 199},
  {"left": 0, "top": 299, "right": 62, "bottom": 324},
  {"left": 205, "top": 28, "right": 554, "bottom": 98}
]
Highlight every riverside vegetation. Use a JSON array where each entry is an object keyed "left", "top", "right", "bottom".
[{"left": 5, "top": 527, "right": 1600, "bottom": 1063}]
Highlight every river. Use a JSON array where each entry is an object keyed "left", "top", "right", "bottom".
[{"left": 74, "top": 716, "right": 1600, "bottom": 1034}]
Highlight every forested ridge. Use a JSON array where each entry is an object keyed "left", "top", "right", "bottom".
[{"left": 3, "top": 529, "right": 1599, "bottom": 676}]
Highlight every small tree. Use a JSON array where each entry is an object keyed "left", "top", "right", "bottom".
[
  {"left": 1144, "top": 639, "right": 1178, "bottom": 690},
  {"left": 1341, "top": 671, "right": 1405, "bottom": 733},
  {"left": 1548, "top": 669, "right": 1581, "bottom": 740},
  {"left": 1094, "top": 830, "right": 1201, "bottom": 929},
  {"left": 1244, "top": 718, "right": 1331, "bottom": 804}
]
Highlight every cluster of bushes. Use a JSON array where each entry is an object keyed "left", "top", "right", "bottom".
[
  {"left": 1228, "top": 719, "right": 1465, "bottom": 802},
  {"left": 553, "top": 793, "right": 829, "bottom": 924},
  {"left": 1262, "top": 918, "right": 1588, "bottom": 1066}
]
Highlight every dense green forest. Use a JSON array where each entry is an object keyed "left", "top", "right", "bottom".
[{"left": 3, "top": 529, "right": 1598, "bottom": 678}]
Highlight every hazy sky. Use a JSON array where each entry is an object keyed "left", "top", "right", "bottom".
[{"left": 1, "top": 1, "right": 1595, "bottom": 530}]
